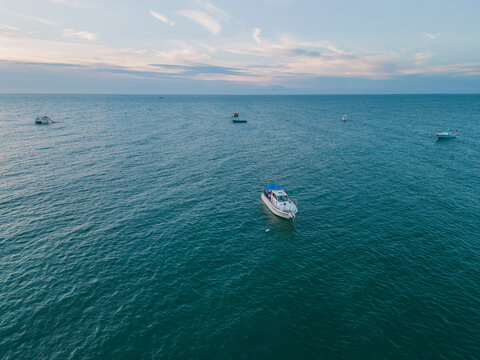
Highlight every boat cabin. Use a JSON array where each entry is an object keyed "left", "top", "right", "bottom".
[
  {"left": 271, "top": 189, "right": 290, "bottom": 202},
  {"left": 263, "top": 186, "right": 290, "bottom": 204}
]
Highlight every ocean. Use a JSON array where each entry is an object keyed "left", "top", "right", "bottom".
[{"left": 1, "top": 94, "right": 479, "bottom": 359}]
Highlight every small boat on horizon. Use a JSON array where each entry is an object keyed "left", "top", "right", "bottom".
[
  {"left": 436, "top": 129, "right": 457, "bottom": 139},
  {"left": 232, "top": 111, "right": 246, "bottom": 122},
  {"left": 261, "top": 184, "right": 298, "bottom": 219},
  {"left": 35, "top": 115, "right": 55, "bottom": 124}
]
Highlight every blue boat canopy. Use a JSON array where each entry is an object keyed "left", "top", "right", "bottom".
[{"left": 264, "top": 184, "right": 286, "bottom": 191}]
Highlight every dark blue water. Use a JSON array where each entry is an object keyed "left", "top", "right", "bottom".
[{"left": 1, "top": 95, "right": 479, "bottom": 359}]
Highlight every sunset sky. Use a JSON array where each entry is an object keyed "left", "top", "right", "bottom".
[{"left": 1, "top": 0, "right": 479, "bottom": 93}]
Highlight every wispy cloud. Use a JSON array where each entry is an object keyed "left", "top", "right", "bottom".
[
  {"left": 195, "top": 41, "right": 216, "bottom": 53},
  {"left": 151, "top": 63, "right": 244, "bottom": 76},
  {"left": 0, "top": 15, "right": 477, "bottom": 89},
  {"left": 156, "top": 46, "right": 211, "bottom": 63},
  {"left": 199, "top": 1, "right": 229, "bottom": 20},
  {"left": 0, "top": 24, "right": 37, "bottom": 39},
  {"left": 28, "top": 16, "right": 58, "bottom": 27},
  {"left": 252, "top": 28, "right": 261, "bottom": 44},
  {"left": 178, "top": 10, "right": 221, "bottom": 34},
  {"left": 401, "top": 63, "right": 480, "bottom": 77},
  {"left": 0, "top": 7, "right": 59, "bottom": 26},
  {"left": 422, "top": 32, "right": 440, "bottom": 40},
  {"left": 149, "top": 10, "right": 175, "bottom": 26},
  {"left": 0, "top": 24, "right": 20, "bottom": 31},
  {"left": 413, "top": 51, "right": 433, "bottom": 65},
  {"left": 50, "top": 0, "right": 92, "bottom": 9},
  {"left": 178, "top": 1, "right": 228, "bottom": 35},
  {"left": 61, "top": 29, "right": 97, "bottom": 41}
]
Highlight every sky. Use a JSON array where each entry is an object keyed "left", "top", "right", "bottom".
[{"left": 0, "top": 0, "right": 479, "bottom": 94}]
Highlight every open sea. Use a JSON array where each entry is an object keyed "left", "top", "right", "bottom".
[{"left": 1, "top": 94, "right": 479, "bottom": 359}]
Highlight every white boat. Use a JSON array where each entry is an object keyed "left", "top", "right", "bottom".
[
  {"left": 35, "top": 116, "right": 50, "bottom": 124},
  {"left": 261, "top": 184, "right": 298, "bottom": 219},
  {"left": 436, "top": 129, "right": 457, "bottom": 139},
  {"left": 342, "top": 115, "right": 347, "bottom": 121},
  {"left": 35, "top": 115, "right": 59, "bottom": 124}
]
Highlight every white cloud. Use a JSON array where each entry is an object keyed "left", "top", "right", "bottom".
[
  {"left": 50, "top": 0, "right": 92, "bottom": 8},
  {"left": 61, "top": 29, "right": 97, "bottom": 41},
  {"left": 195, "top": 41, "right": 216, "bottom": 53},
  {"left": 178, "top": 10, "right": 221, "bottom": 34},
  {"left": 149, "top": 10, "right": 175, "bottom": 26},
  {"left": 413, "top": 51, "right": 433, "bottom": 65},
  {"left": 0, "top": 7, "right": 59, "bottom": 27},
  {"left": 0, "top": 24, "right": 20, "bottom": 31},
  {"left": 156, "top": 46, "right": 210, "bottom": 63},
  {"left": 10, "top": 12, "right": 58, "bottom": 26},
  {"left": 422, "top": 32, "right": 440, "bottom": 40},
  {"left": 178, "top": 2, "right": 228, "bottom": 35},
  {"left": 199, "top": 1, "right": 229, "bottom": 20},
  {"left": 252, "top": 28, "right": 261, "bottom": 44}
]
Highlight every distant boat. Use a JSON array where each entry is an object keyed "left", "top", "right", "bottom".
[
  {"left": 35, "top": 115, "right": 54, "bottom": 124},
  {"left": 261, "top": 184, "right": 298, "bottom": 219},
  {"left": 436, "top": 129, "right": 457, "bottom": 139},
  {"left": 342, "top": 115, "right": 347, "bottom": 121},
  {"left": 232, "top": 111, "right": 246, "bottom": 122}
]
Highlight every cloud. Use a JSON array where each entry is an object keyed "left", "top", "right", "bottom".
[
  {"left": 0, "top": 16, "right": 477, "bottom": 90},
  {"left": 422, "top": 32, "right": 440, "bottom": 40},
  {"left": 27, "top": 16, "right": 58, "bottom": 27},
  {"left": 178, "top": 2, "right": 228, "bottom": 34},
  {"left": 50, "top": 0, "right": 92, "bottom": 9},
  {"left": 151, "top": 63, "right": 244, "bottom": 76},
  {"left": 0, "top": 7, "right": 59, "bottom": 26},
  {"left": 252, "top": 28, "right": 261, "bottom": 44},
  {"left": 402, "top": 63, "right": 480, "bottom": 77},
  {"left": 224, "top": 35, "right": 404, "bottom": 79},
  {"left": 199, "top": 1, "right": 229, "bottom": 20},
  {"left": 155, "top": 46, "right": 211, "bottom": 63},
  {"left": 0, "top": 24, "right": 20, "bottom": 31},
  {"left": 0, "top": 60, "right": 88, "bottom": 68},
  {"left": 149, "top": 10, "right": 175, "bottom": 26},
  {"left": 61, "top": 29, "right": 97, "bottom": 41},
  {"left": 413, "top": 51, "right": 432, "bottom": 65},
  {"left": 195, "top": 41, "right": 216, "bottom": 53},
  {"left": 178, "top": 10, "right": 221, "bottom": 34}
]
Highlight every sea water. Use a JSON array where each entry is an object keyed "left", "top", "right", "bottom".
[{"left": 1, "top": 95, "right": 479, "bottom": 359}]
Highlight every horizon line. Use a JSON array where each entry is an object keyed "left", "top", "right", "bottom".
[{"left": 1, "top": 92, "right": 479, "bottom": 96}]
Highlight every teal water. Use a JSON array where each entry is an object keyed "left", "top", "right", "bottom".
[{"left": 1, "top": 95, "right": 479, "bottom": 359}]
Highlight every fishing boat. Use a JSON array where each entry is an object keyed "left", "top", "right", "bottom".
[
  {"left": 231, "top": 112, "right": 246, "bottom": 123},
  {"left": 35, "top": 116, "right": 52, "bottom": 124},
  {"left": 342, "top": 115, "right": 347, "bottom": 121},
  {"left": 261, "top": 184, "right": 298, "bottom": 219},
  {"left": 35, "top": 115, "right": 61, "bottom": 124},
  {"left": 436, "top": 129, "right": 457, "bottom": 139}
]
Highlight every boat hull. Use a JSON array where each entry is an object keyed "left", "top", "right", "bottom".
[
  {"left": 437, "top": 135, "right": 456, "bottom": 139},
  {"left": 261, "top": 193, "right": 295, "bottom": 219}
]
